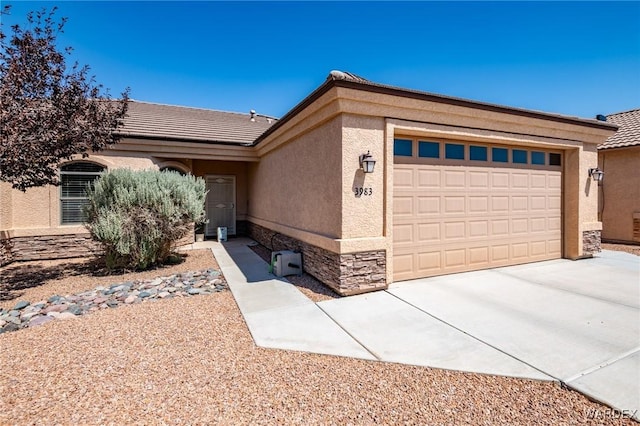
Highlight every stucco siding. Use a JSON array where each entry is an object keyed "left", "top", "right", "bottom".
[
  {"left": 1, "top": 182, "right": 14, "bottom": 232},
  {"left": 248, "top": 116, "right": 343, "bottom": 239},
  {"left": 341, "top": 114, "right": 385, "bottom": 239},
  {"left": 599, "top": 146, "right": 640, "bottom": 243},
  {"left": 4, "top": 153, "right": 155, "bottom": 234}
]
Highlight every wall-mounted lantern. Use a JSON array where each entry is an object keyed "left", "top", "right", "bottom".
[
  {"left": 588, "top": 167, "right": 604, "bottom": 182},
  {"left": 359, "top": 151, "right": 376, "bottom": 173}
]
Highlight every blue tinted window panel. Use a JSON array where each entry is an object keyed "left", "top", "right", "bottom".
[
  {"left": 470, "top": 146, "right": 488, "bottom": 161},
  {"left": 394, "top": 139, "right": 413, "bottom": 156},
  {"left": 445, "top": 143, "right": 465, "bottom": 160},
  {"left": 531, "top": 151, "right": 545, "bottom": 165},
  {"left": 513, "top": 149, "right": 528, "bottom": 164},
  {"left": 418, "top": 141, "right": 439, "bottom": 158},
  {"left": 549, "top": 153, "right": 561, "bottom": 166},
  {"left": 492, "top": 147, "right": 508, "bottom": 163}
]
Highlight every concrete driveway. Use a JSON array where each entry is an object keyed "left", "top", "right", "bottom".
[
  {"left": 212, "top": 240, "right": 639, "bottom": 419},
  {"left": 320, "top": 250, "right": 639, "bottom": 419}
]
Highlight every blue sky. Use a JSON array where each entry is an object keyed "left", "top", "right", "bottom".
[{"left": 3, "top": 1, "right": 639, "bottom": 118}]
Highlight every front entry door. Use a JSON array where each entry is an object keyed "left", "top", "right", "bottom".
[{"left": 205, "top": 175, "right": 236, "bottom": 237}]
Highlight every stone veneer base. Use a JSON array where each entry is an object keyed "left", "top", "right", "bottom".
[
  {"left": 1, "top": 233, "right": 102, "bottom": 265},
  {"left": 246, "top": 222, "right": 386, "bottom": 296},
  {"left": 582, "top": 230, "right": 602, "bottom": 256},
  {"left": 1, "top": 230, "right": 196, "bottom": 267}
]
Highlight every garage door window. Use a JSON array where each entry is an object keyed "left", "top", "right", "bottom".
[
  {"left": 394, "top": 139, "right": 413, "bottom": 156},
  {"left": 532, "top": 151, "right": 545, "bottom": 165},
  {"left": 470, "top": 146, "right": 488, "bottom": 161},
  {"left": 513, "top": 149, "right": 528, "bottom": 164},
  {"left": 418, "top": 141, "right": 439, "bottom": 158},
  {"left": 492, "top": 147, "right": 508, "bottom": 162},
  {"left": 445, "top": 143, "right": 465, "bottom": 160},
  {"left": 549, "top": 153, "right": 561, "bottom": 166}
]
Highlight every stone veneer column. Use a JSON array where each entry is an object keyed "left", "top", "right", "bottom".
[
  {"left": 247, "top": 222, "right": 386, "bottom": 296},
  {"left": 582, "top": 230, "right": 602, "bottom": 256}
]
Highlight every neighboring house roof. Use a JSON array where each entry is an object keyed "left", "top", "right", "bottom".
[
  {"left": 255, "top": 70, "right": 618, "bottom": 145},
  {"left": 116, "top": 100, "right": 276, "bottom": 145},
  {"left": 599, "top": 109, "right": 640, "bottom": 150}
]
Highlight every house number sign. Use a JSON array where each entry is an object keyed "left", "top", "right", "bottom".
[{"left": 354, "top": 187, "right": 373, "bottom": 197}]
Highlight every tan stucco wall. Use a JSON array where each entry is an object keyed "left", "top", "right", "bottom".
[
  {"left": 0, "top": 182, "right": 13, "bottom": 237},
  {"left": 341, "top": 114, "right": 385, "bottom": 239},
  {"left": 192, "top": 160, "right": 248, "bottom": 220},
  {"left": 2, "top": 152, "right": 163, "bottom": 238},
  {"left": 247, "top": 116, "right": 343, "bottom": 241},
  {"left": 599, "top": 146, "right": 640, "bottom": 242}
]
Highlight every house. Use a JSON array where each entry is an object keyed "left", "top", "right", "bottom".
[
  {"left": 598, "top": 109, "right": 640, "bottom": 244},
  {"left": 0, "top": 71, "right": 618, "bottom": 295}
]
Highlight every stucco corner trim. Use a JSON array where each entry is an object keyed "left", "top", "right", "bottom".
[{"left": 582, "top": 221, "right": 603, "bottom": 231}]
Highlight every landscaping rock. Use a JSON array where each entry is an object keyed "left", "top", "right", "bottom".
[
  {"left": 13, "top": 301, "right": 30, "bottom": 311},
  {"left": 28, "top": 316, "right": 54, "bottom": 327},
  {"left": 57, "top": 312, "right": 78, "bottom": 320},
  {"left": 43, "top": 305, "right": 68, "bottom": 314},
  {"left": 0, "top": 268, "right": 228, "bottom": 334}
]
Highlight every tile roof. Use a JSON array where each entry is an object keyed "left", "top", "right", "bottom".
[
  {"left": 599, "top": 109, "right": 640, "bottom": 150},
  {"left": 116, "top": 101, "right": 276, "bottom": 145}
]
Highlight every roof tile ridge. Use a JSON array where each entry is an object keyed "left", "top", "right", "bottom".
[
  {"left": 606, "top": 108, "right": 640, "bottom": 118},
  {"left": 128, "top": 99, "right": 258, "bottom": 117}
]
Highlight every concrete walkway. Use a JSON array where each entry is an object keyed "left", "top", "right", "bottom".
[{"left": 207, "top": 238, "right": 639, "bottom": 420}]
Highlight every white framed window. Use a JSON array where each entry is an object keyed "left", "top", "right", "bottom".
[{"left": 60, "top": 162, "right": 105, "bottom": 224}]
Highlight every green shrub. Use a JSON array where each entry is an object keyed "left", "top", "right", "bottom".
[{"left": 85, "top": 169, "right": 206, "bottom": 270}]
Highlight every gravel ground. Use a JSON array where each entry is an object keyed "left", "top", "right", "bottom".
[
  {"left": 0, "top": 249, "right": 217, "bottom": 308},
  {"left": 249, "top": 244, "right": 340, "bottom": 302},
  {"left": 1, "top": 289, "right": 632, "bottom": 425},
  {"left": 602, "top": 242, "right": 640, "bottom": 256},
  {"left": 1, "top": 247, "right": 634, "bottom": 424}
]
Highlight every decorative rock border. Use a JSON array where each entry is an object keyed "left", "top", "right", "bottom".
[{"left": 0, "top": 269, "right": 227, "bottom": 334}]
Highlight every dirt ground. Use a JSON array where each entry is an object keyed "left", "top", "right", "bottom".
[
  {"left": 0, "top": 249, "right": 217, "bottom": 308},
  {"left": 601, "top": 242, "right": 640, "bottom": 256}
]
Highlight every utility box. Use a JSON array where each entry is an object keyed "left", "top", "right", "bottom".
[
  {"left": 217, "top": 226, "right": 228, "bottom": 242},
  {"left": 271, "top": 250, "right": 303, "bottom": 277}
]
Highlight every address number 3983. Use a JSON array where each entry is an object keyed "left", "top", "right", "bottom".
[{"left": 354, "top": 187, "right": 373, "bottom": 197}]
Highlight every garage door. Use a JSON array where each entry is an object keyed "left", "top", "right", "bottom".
[{"left": 393, "top": 139, "right": 562, "bottom": 282}]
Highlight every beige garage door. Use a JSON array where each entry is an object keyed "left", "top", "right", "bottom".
[{"left": 393, "top": 139, "right": 562, "bottom": 282}]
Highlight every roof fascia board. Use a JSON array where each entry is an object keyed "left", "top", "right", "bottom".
[
  {"left": 332, "top": 79, "right": 618, "bottom": 132},
  {"left": 112, "top": 138, "right": 259, "bottom": 161},
  {"left": 254, "top": 76, "right": 617, "bottom": 149},
  {"left": 335, "top": 90, "right": 615, "bottom": 144}
]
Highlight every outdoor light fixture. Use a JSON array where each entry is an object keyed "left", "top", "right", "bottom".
[
  {"left": 359, "top": 151, "right": 376, "bottom": 173},
  {"left": 588, "top": 167, "right": 604, "bottom": 182}
]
